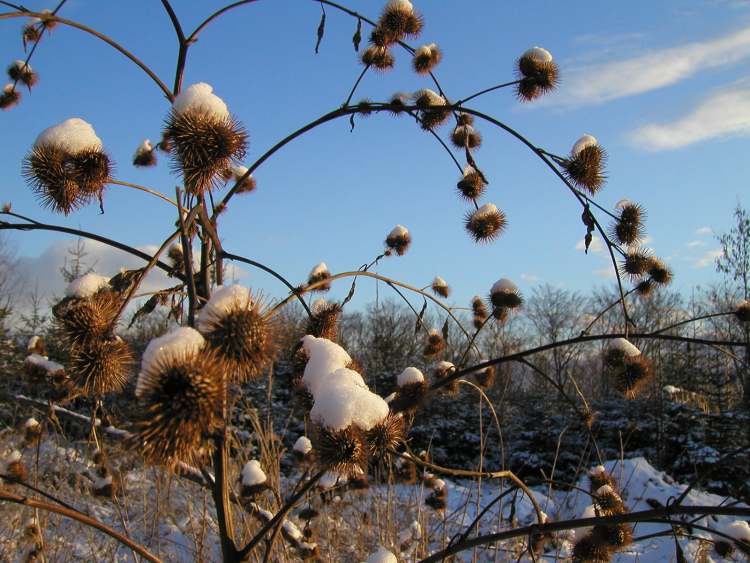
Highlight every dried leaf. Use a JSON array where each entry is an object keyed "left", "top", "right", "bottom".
[
  {"left": 352, "top": 18, "right": 362, "bottom": 52},
  {"left": 128, "top": 294, "right": 159, "bottom": 328},
  {"left": 584, "top": 232, "right": 592, "bottom": 254},
  {"left": 441, "top": 317, "right": 449, "bottom": 342},
  {"left": 415, "top": 299, "right": 428, "bottom": 334},
  {"left": 314, "top": 5, "right": 326, "bottom": 54},
  {"left": 349, "top": 113, "right": 356, "bottom": 132},
  {"left": 465, "top": 149, "right": 489, "bottom": 185}
]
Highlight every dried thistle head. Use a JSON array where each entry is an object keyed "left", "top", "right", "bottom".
[
  {"left": 22, "top": 23, "right": 42, "bottom": 46},
  {"left": 616, "top": 355, "right": 653, "bottom": 399},
  {"left": 0, "top": 83, "right": 21, "bottom": 109},
  {"left": 489, "top": 278, "right": 522, "bottom": 309},
  {"left": 23, "top": 118, "right": 111, "bottom": 214},
  {"left": 602, "top": 338, "right": 641, "bottom": 369},
  {"left": 425, "top": 483, "right": 447, "bottom": 511},
  {"left": 164, "top": 84, "right": 247, "bottom": 195},
  {"left": 594, "top": 523, "right": 633, "bottom": 550},
  {"left": 451, "top": 124, "right": 482, "bottom": 150},
  {"left": 167, "top": 244, "right": 185, "bottom": 276},
  {"left": 563, "top": 135, "right": 607, "bottom": 195},
  {"left": 361, "top": 45, "right": 395, "bottom": 71},
  {"left": 646, "top": 257, "right": 672, "bottom": 286},
  {"left": 635, "top": 279, "right": 653, "bottom": 297},
  {"left": 22, "top": 418, "right": 42, "bottom": 446},
  {"left": 366, "top": 412, "right": 405, "bottom": 456},
  {"left": 306, "top": 301, "right": 342, "bottom": 340},
  {"left": 516, "top": 47, "right": 559, "bottom": 101},
  {"left": 611, "top": 201, "right": 645, "bottom": 246},
  {"left": 423, "top": 328, "right": 446, "bottom": 357},
  {"left": 134, "top": 328, "right": 225, "bottom": 467},
  {"left": 221, "top": 165, "right": 256, "bottom": 193},
  {"left": 385, "top": 224, "right": 411, "bottom": 255},
  {"left": 431, "top": 276, "right": 450, "bottom": 298},
  {"left": 392, "top": 367, "right": 428, "bottom": 412},
  {"left": 465, "top": 203, "right": 507, "bottom": 243},
  {"left": 388, "top": 92, "right": 410, "bottom": 115},
  {"left": 197, "top": 285, "right": 277, "bottom": 383},
  {"left": 132, "top": 139, "right": 157, "bottom": 167},
  {"left": 413, "top": 42, "right": 441, "bottom": 74},
  {"left": 571, "top": 532, "right": 611, "bottom": 563},
  {"left": 620, "top": 247, "right": 652, "bottom": 281},
  {"left": 457, "top": 165, "right": 486, "bottom": 201},
  {"left": 53, "top": 289, "right": 122, "bottom": 346},
  {"left": 434, "top": 361, "right": 458, "bottom": 394},
  {"left": 313, "top": 425, "right": 368, "bottom": 476},
  {"left": 589, "top": 465, "right": 615, "bottom": 491},
  {"left": 307, "top": 262, "right": 332, "bottom": 292},
  {"left": 7, "top": 60, "right": 37, "bottom": 89},
  {"left": 68, "top": 336, "right": 132, "bottom": 397},
  {"left": 414, "top": 89, "right": 450, "bottom": 129},
  {"left": 377, "top": 0, "right": 423, "bottom": 45},
  {"left": 594, "top": 484, "right": 625, "bottom": 516}
]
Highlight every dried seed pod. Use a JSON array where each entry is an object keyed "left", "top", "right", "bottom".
[
  {"left": 412, "top": 42, "right": 441, "bottom": 74},
  {"left": 7, "top": 60, "right": 37, "bottom": 88},
  {"left": 133, "top": 328, "right": 225, "bottom": 467},
  {"left": 646, "top": 257, "right": 672, "bottom": 286},
  {"left": 313, "top": 425, "right": 368, "bottom": 476},
  {"left": 736, "top": 299, "right": 750, "bottom": 323},
  {"left": 307, "top": 262, "right": 332, "bottom": 292},
  {"left": 434, "top": 361, "right": 458, "bottom": 395},
  {"left": 391, "top": 367, "right": 428, "bottom": 413},
  {"left": 475, "top": 365, "right": 495, "bottom": 389},
  {"left": 465, "top": 203, "right": 506, "bottom": 243},
  {"left": 385, "top": 224, "right": 411, "bottom": 256},
  {"left": 489, "top": 278, "right": 522, "bottom": 309},
  {"left": 451, "top": 124, "right": 482, "bottom": 150},
  {"left": 431, "top": 276, "right": 450, "bottom": 298},
  {"left": 562, "top": 135, "right": 607, "bottom": 195},
  {"left": 423, "top": 329, "right": 446, "bottom": 357},
  {"left": 594, "top": 484, "right": 625, "bottom": 516},
  {"left": 306, "top": 301, "right": 342, "bottom": 340},
  {"left": 377, "top": 0, "right": 423, "bottom": 45},
  {"left": 0, "top": 83, "right": 20, "bottom": 109},
  {"left": 620, "top": 247, "right": 652, "bottom": 281},
  {"left": 571, "top": 532, "right": 611, "bottom": 563},
  {"left": 23, "top": 118, "right": 112, "bottom": 214},
  {"left": 164, "top": 83, "right": 247, "bottom": 195},
  {"left": 611, "top": 201, "right": 645, "bottom": 246},
  {"left": 68, "top": 336, "right": 133, "bottom": 397},
  {"left": 132, "top": 139, "right": 157, "bottom": 167},
  {"left": 516, "top": 47, "right": 559, "bottom": 102},
  {"left": 221, "top": 165, "right": 256, "bottom": 193},
  {"left": 457, "top": 165, "right": 487, "bottom": 200},
  {"left": 361, "top": 45, "right": 395, "bottom": 71},
  {"left": 53, "top": 289, "right": 122, "bottom": 346},
  {"left": 197, "top": 285, "right": 277, "bottom": 383},
  {"left": 366, "top": 412, "right": 405, "bottom": 456}
]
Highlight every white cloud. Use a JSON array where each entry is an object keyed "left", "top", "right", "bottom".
[
  {"left": 594, "top": 267, "right": 617, "bottom": 279},
  {"left": 696, "top": 226, "right": 713, "bottom": 235},
  {"left": 520, "top": 273, "right": 539, "bottom": 283},
  {"left": 550, "top": 26, "right": 750, "bottom": 106},
  {"left": 693, "top": 248, "right": 724, "bottom": 268},
  {"left": 686, "top": 240, "right": 706, "bottom": 248},
  {"left": 575, "top": 235, "right": 604, "bottom": 253},
  {"left": 629, "top": 85, "right": 750, "bottom": 150}
]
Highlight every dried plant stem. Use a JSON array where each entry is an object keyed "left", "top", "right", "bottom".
[
  {"left": 108, "top": 180, "right": 177, "bottom": 207},
  {"left": 0, "top": 489, "right": 163, "bottom": 563}
]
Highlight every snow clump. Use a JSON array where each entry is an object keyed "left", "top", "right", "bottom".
[
  {"left": 65, "top": 273, "right": 109, "bottom": 298},
  {"left": 172, "top": 82, "right": 229, "bottom": 120}
]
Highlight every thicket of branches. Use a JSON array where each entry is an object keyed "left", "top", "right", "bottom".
[{"left": 1, "top": 1, "right": 749, "bottom": 562}]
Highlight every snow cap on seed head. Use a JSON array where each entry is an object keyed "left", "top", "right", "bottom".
[
  {"left": 35, "top": 118, "right": 103, "bottom": 153},
  {"left": 172, "top": 82, "right": 229, "bottom": 119},
  {"left": 137, "top": 327, "right": 205, "bottom": 397},
  {"left": 398, "top": 366, "right": 424, "bottom": 387},
  {"left": 571, "top": 134, "right": 598, "bottom": 157}
]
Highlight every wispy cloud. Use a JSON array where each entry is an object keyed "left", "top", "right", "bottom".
[
  {"left": 629, "top": 85, "right": 750, "bottom": 150},
  {"left": 575, "top": 235, "right": 604, "bottom": 253},
  {"left": 594, "top": 267, "right": 616, "bottom": 279},
  {"left": 696, "top": 226, "right": 713, "bottom": 235},
  {"left": 686, "top": 240, "right": 707, "bottom": 248},
  {"left": 693, "top": 248, "right": 724, "bottom": 268},
  {"left": 551, "top": 26, "right": 750, "bottom": 106},
  {"left": 520, "top": 273, "right": 539, "bottom": 283}
]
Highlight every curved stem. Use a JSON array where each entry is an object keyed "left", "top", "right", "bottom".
[
  {"left": 455, "top": 80, "right": 522, "bottom": 106},
  {"left": 0, "top": 489, "right": 163, "bottom": 563},
  {"left": 582, "top": 288, "right": 637, "bottom": 335},
  {"left": 343, "top": 64, "right": 370, "bottom": 106},
  {"left": 108, "top": 179, "right": 177, "bottom": 207},
  {"left": 647, "top": 311, "right": 735, "bottom": 336},
  {"left": 0, "top": 12, "right": 173, "bottom": 100},
  {"left": 187, "top": 0, "right": 261, "bottom": 43},
  {"left": 418, "top": 506, "right": 750, "bottom": 563},
  {"left": 219, "top": 250, "right": 312, "bottom": 319}
]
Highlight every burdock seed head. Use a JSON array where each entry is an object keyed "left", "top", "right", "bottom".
[
  {"left": 134, "top": 327, "right": 225, "bottom": 467},
  {"left": 306, "top": 300, "right": 342, "bottom": 340},
  {"left": 68, "top": 336, "right": 132, "bottom": 397},
  {"left": 366, "top": 412, "right": 405, "bottom": 456},
  {"left": 164, "top": 83, "right": 247, "bottom": 195},
  {"left": 0, "top": 83, "right": 20, "bottom": 110},
  {"left": 646, "top": 257, "right": 672, "bottom": 286},
  {"left": 423, "top": 328, "right": 446, "bottom": 357},
  {"left": 412, "top": 42, "right": 441, "bottom": 74},
  {"left": 516, "top": 46, "right": 559, "bottom": 102},
  {"left": 431, "top": 276, "right": 450, "bottom": 298},
  {"left": 361, "top": 45, "right": 395, "bottom": 71},
  {"left": 563, "top": 135, "right": 607, "bottom": 195},
  {"left": 611, "top": 201, "right": 645, "bottom": 246},
  {"left": 736, "top": 299, "right": 750, "bottom": 323},
  {"left": 385, "top": 224, "right": 411, "bottom": 255},
  {"left": 465, "top": 203, "right": 507, "bottom": 243},
  {"left": 377, "top": 0, "right": 423, "bottom": 45},
  {"left": 197, "top": 285, "right": 277, "bottom": 384},
  {"left": 620, "top": 247, "right": 652, "bottom": 281},
  {"left": 451, "top": 124, "right": 482, "bottom": 150},
  {"left": 489, "top": 278, "right": 522, "bottom": 309},
  {"left": 391, "top": 367, "right": 428, "bottom": 413},
  {"left": 307, "top": 262, "right": 332, "bottom": 292},
  {"left": 457, "top": 165, "right": 486, "bottom": 201},
  {"left": 53, "top": 287, "right": 122, "bottom": 347},
  {"left": 23, "top": 118, "right": 112, "bottom": 214},
  {"left": 7, "top": 60, "right": 37, "bottom": 89},
  {"left": 132, "top": 139, "right": 157, "bottom": 167},
  {"left": 313, "top": 425, "right": 369, "bottom": 476}
]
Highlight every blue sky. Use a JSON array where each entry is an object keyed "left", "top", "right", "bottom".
[{"left": 2, "top": 0, "right": 750, "bottom": 312}]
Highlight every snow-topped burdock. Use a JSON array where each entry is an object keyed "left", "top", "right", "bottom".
[
  {"left": 391, "top": 366, "right": 427, "bottom": 413},
  {"left": 0, "top": 83, "right": 20, "bottom": 109},
  {"left": 305, "top": 299, "right": 342, "bottom": 340},
  {"left": 516, "top": 46, "right": 559, "bottom": 101},
  {"left": 465, "top": 203, "right": 507, "bottom": 243},
  {"left": 422, "top": 328, "right": 446, "bottom": 357},
  {"left": 430, "top": 276, "right": 450, "bottom": 298},
  {"left": 414, "top": 88, "right": 450, "bottom": 129},
  {"left": 604, "top": 338, "right": 653, "bottom": 399},
  {"left": 163, "top": 82, "right": 247, "bottom": 195},
  {"left": 293, "top": 436, "right": 313, "bottom": 461},
  {"left": 413, "top": 42, "right": 441, "bottom": 74},
  {"left": 134, "top": 327, "right": 225, "bottom": 466},
  {"left": 239, "top": 459, "right": 267, "bottom": 497},
  {"left": 221, "top": 164, "right": 255, "bottom": 193},
  {"left": 23, "top": 118, "right": 111, "bottom": 214},
  {"left": 0, "top": 449, "right": 26, "bottom": 481},
  {"left": 7, "top": 60, "right": 38, "bottom": 88},
  {"left": 197, "top": 284, "right": 277, "bottom": 383},
  {"left": 610, "top": 200, "right": 646, "bottom": 247},
  {"left": 713, "top": 520, "right": 750, "bottom": 558},
  {"left": 132, "top": 139, "right": 157, "bottom": 167},
  {"left": 374, "top": 0, "right": 423, "bottom": 47},
  {"left": 489, "top": 278, "right": 523, "bottom": 315},
  {"left": 451, "top": 113, "right": 482, "bottom": 150},
  {"left": 385, "top": 224, "right": 411, "bottom": 256},
  {"left": 307, "top": 262, "right": 332, "bottom": 292},
  {"left": 562, "top": 134, "right": 607, "bottom": 195},
  {"left": 735, "top": 299, "right": 750, "bottom": 323},
  {"left": 457, "top": 164, "right": 486, "bottom": 201},
  {"left": 22, "top": 417, "right": 42, "bottom": 446}
]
